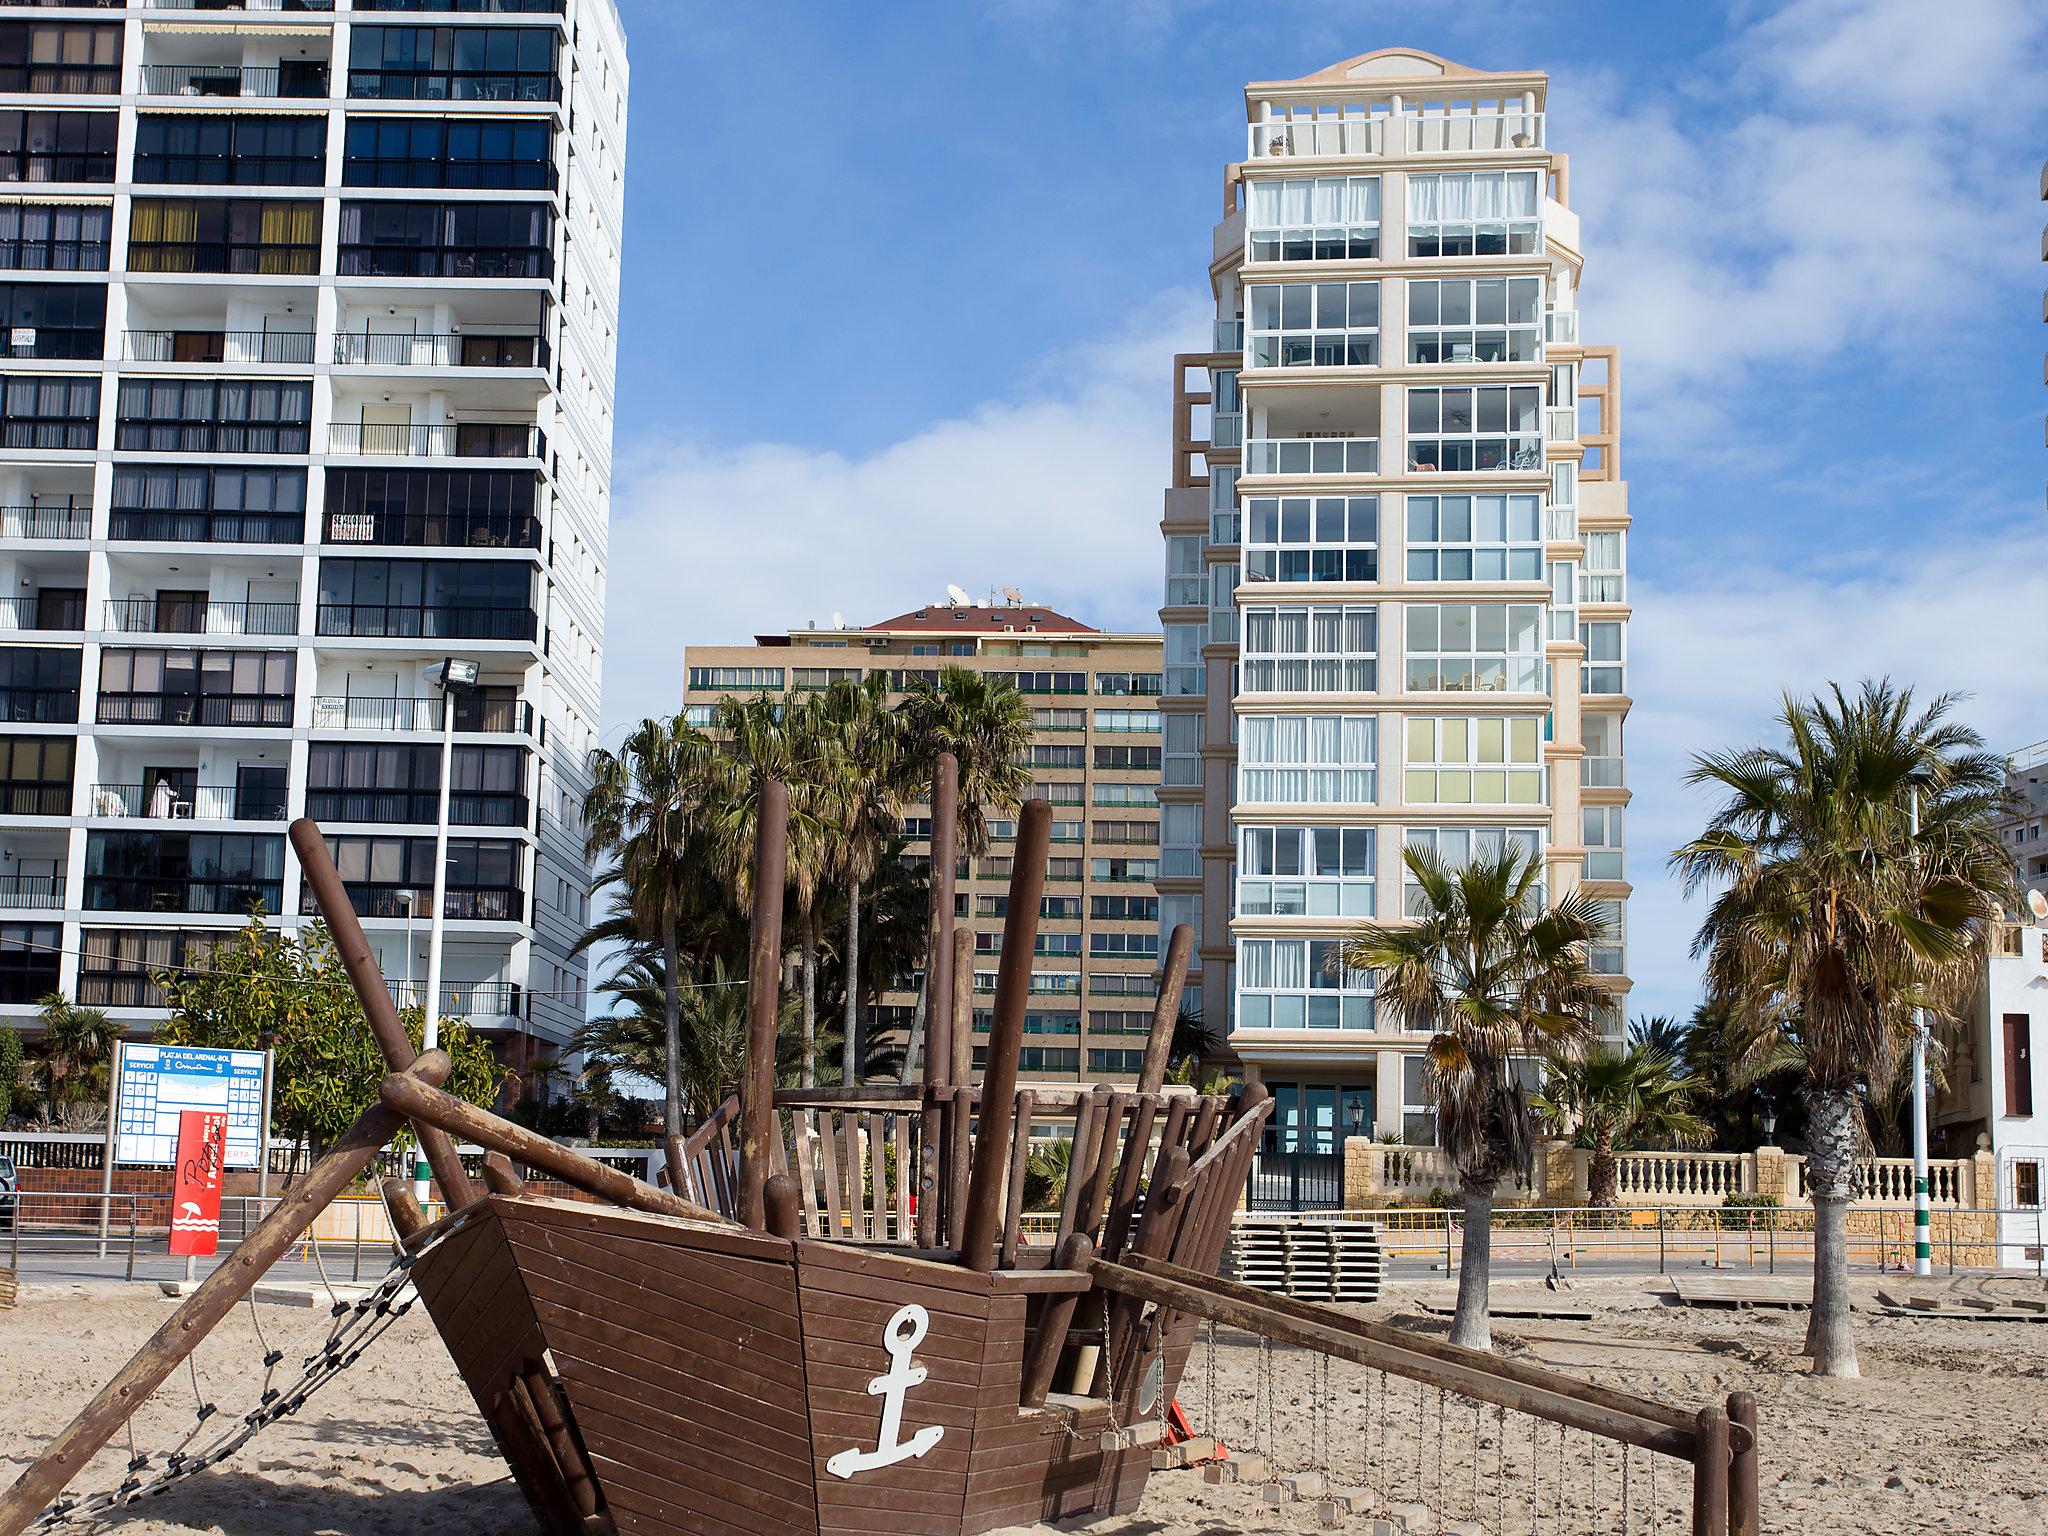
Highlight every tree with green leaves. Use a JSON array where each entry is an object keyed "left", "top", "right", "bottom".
[
  {"left": 1532, "top": 1044, "right": 1709, "bottom": 1207},
  {"left": 38, "top": 992, "right": 116, "bottom": 1124},
  {"left": 153, "top": 914, "right": 505, "bottom": 1161},
  {"left": 0, "top": 1017, "right": 25, "bottom": 1123},
  {"left": 578, "top": 953, "right": 806, "bottom": 1116},
  {"left": 1342, "top": 844, "right": 1609, "bottom": 1349},
  {"left": 1673, "top": 679, "right": 2013, "bottom": 1377},
  {"left": 1627, "top": 1014, "right": 1687, "bottom": 1061},
  {"left": 814, "top": 673, "right": 905, "bottom": 1087}
]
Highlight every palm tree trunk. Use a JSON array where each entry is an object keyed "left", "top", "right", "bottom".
[
  {"left": 660, "top": 926, "right": 684, "bottom": 1136},
  {"left": 842, "top": 878, "right": 862, "bottom": 1087},
  {"left": 1804, "top": 1086, "right": 1861, "bottom": 1377},
  {"left": 800, "top": 907, "right": 819, "bottom": 1089},
  {"left": 1589, "top": 1128, "right": 1617, "bottom": 1209},
  {"left": 1451, "top": 1178, "right": 1495, "bottom": 1350}
]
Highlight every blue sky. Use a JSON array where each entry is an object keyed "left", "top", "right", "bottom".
[{"left": 601, "top": 0, "right": 2048, "bottom": 1024}]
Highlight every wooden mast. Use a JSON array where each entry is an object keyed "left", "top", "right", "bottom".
[
  {"left": 739, "top": 777, "right": 790, "bottom": 1232},
  {"left": 924, "top": 750, "right": 959, "bottom": 1085}
]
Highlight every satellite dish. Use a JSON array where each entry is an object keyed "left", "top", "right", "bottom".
[
  {"left": 2028, "top": 889, "right": 2048, "bottom": 922},
  {"left": 1002, "top": 586, "right": 1023, "bottom": 604},
  {"left": 830, "top": 611, "right": 844, "bottom": 630},
  {"left": 945, "top": 584, "right": 972, "bottom": 606}
]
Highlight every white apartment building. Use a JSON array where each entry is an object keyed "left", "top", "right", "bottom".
[
  {"left": 1158, "top": 49, "right": 1631, "bottom": 1167},
  {"left": 0, "top": 0, "right": 625, "bottom": 1075}
]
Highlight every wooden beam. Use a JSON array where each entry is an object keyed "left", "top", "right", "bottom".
[
  {"left": 739, "top": 777, "right": 789, "bottom": 1231},
  {"left": 0, "top": 1053, "right": 453, "bottom": 1536},
  {"left": 1137, "top": 923, "right": 1194, "bottom": 1094},
  {"left": 1728, "top": 1391, "right": 1759, "bottom": 1536},
  {"left": 480, "top": 1152, "right": 526, "bottom": 1197},
  {"left": 1692, "top": 1406, "right": 1730, "bottom": 1536},
  {"left": 924, "top": 750, "right": 959, "bottom": 1088},
  {"left": 1019, "top": 1233, "right": 1093, "bottom": 1408}
]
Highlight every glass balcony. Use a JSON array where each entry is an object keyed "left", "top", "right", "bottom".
[
  {"left": 96, "top": 693, "right": 293, "bottom": 728},
  {"left": 308, "top": 692, "right": 531, "bottom": 734},
  {"left": 1405, "top": 111, "right": 1544, "bottom": 153},
  {"left": 323, "top": 507, "right": 539, "bottom": 550},
  {"left": 84, "top": 874, "right": 282, "bottom": 914},
  {"left": 109, "top": 509, "right": 304, "bottom": 544},
  {"left": 314, "top": 603, "right": 538, "bottom": 642},
  {"left": 326, "top": 422, "right": 543, "bottom": 459},
  {"left": 1545, "top": 406, "right": 1575, "bottom": 443},
  {"left": 332, "top": 332, "right": 547, "bottom": 369},
  {"left": 0, "top": 505, "right": 89, "bottom": 539},
  {"left": 1213, "top": 317, "right": 1243, "bottom": 352},
  {"left": 103, "top": 597, "right": 297, "bottom": 637},
  {"left": 303, "top": 786, "right": 529, "bottom": 828},
  {"left": 0, "top": 684, "right": 77, "bottom": 724},
  {"left": 1244, "top": 438, "right": 1380, "bottom": 476},
  {"left": 1248, "top": 114, "right": 1385, "bottom": 160},
  {"left": 303, "top": 881, "right": 523, "bottom": 921},
  {"left": 1581, "top": 756, "right": 1624, "bottom": 789},
  {"left": 1210, "top": 411, "right": 1242, "bottom": 449},
  {"left": 138, "top": 64, "right": 330, "bottom": 99},
  {"left": 1545, "top": 310, "right": 1579, "bottom": 344}
]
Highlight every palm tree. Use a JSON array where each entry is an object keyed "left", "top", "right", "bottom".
[
  {"left": 1628, "top": 1013, "right": 1687, "bottom": 1062},
  {"left": 1672, "top": 679, "right": 2013, "bottom": 1377},
  {"left": 1532, "top": 1044, "right": 1709, "bottom": 1207},
  {"left": 814, "top": 674, "right": 904, "bottom": 1086},
  {"left": 579, "top": 954, "right": 801, "bottom": 1122},
  {"left": 895, "top": 667, "right": 1034, "bottom": 1080},
  {"left": 1342, "top": 844, "right": 1610, "bottom": 1349},
  {"left": 583, "top": 715, "right": 722, "bottom": 1135},
  {"left": 39, "top": 991, "right": 115, "bottom": 1122}
]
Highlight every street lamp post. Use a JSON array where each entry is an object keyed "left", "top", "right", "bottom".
[
  {"left": 415, "top": 657, "right": 479, "bottom": 1206},
  {"left": 1910, "top": 790, "right": 1932, "bottom": 1278}
]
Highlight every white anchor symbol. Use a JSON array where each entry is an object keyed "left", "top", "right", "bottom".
[{"left": 825, "top": 1303, "right": 945, "bottom": 1479}]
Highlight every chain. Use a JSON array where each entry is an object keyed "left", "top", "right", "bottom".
[
  {"left": 31, "top": 1219, "right": 463, "bottom": 1532},
  {"left": 1203, "top": 1317, "right": 1217, "bottom": 1444}
]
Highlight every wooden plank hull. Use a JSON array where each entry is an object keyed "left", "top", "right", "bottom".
[{"left": 409, "top": 1196, "right": 1191, "bottom": 1535}]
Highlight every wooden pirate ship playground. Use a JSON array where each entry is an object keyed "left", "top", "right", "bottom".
[{"left": 0, "top": 770, "right": 1766, "bottom": 1536}]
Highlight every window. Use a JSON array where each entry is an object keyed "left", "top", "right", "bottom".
[
  {"left": 1406, "top": 170, "right": 1541, "bottom": 256},
  {"left": 307, "top": 743, "right": 528, "bottom": 827},
  {"left": 2005, "top": 1015, "right": 2033, "bottom": 1118},
  {"left": 1162, "top": 712, "right": 1201, "bottom": 787},
  {"left": 0, "top": 646, "right": 79, "bottom": 723},
  {"left": 1095, "top": 671, "right": 1161, "bottom": 696},
  {"left": 1032, "top": 707, "right": 1084, "bottom": 731},
  {"left": 1239, "top": 826, "right": 1375, "bottom": 917},
  {"left": 0, "top": 22, "right": 120, "bottom": 94},
  {"left": 1407, "top": 385, "right": 1543, "bottom": 471},
  {"left": 1087, "top": 1048, "right": 1147, "bottom": 1075},
  {"left": 1583, "top": 805, "right": 1624, "bottom": 881},
  {"left": 1028, "top": 743, "right": 1085, "bottom": 770},
  {"left": 0, "top": 735, "right": 69, "bottom": 813},
  {"left": 1404, "top": 603, "right": 1544, "bottom": 693},
  {"left": 1164, "top": 623, "right": 1203, "bottom": 698},
  {"left": 1405, "top": 716, "right": 1544, "bottom": 805},
  {"left": 78, "top": 928, "right": 216, "bottom": 1010},
  {"left": 0, "top": 281, "right": 100, "bottom": 358},
  {"left": 1580, "top": 530, "right": 1624, "bottom": 602},
  {"left": 313, "top": 834, "right": 524, "bottom": 919},
  {"left": 0, "top": 923, "right": 58, "bottom": 1003},
  {"left": 686, "top": 666, "right": 783, "bottom": 690},
  {"left": 127, "top": 197, "right": 321, "bottom": 275},
  {"left": 1092, "top": 856, "right": 1157, "bottom": 883},
  {"left": 1092, "top": 745, "right": 1158, "bottom": 771},
  {"left": 317, "top": 558, "right": 535, "bottom": 641},
  {"left": 348, "top": 25, "right": 560, "bottom": 102},
  {"left": 1239, "top": 715, "right": 1376, "bottom": 805},
  {"left": 1405, "top": 494, "right": 1543, "bottom": 581},
  {"left": 1091, "top": 931, "right": 1158, "bottom": 958},
  {"left": 1237, "top": 937, "right": 1376, "bottom": 1031},
  {"left": 133, "top": 114, "right": 326, "bottom": 186},
  {"left": 324, "top": 468, "right": 539, "bottom": 549},
  {"left": 337, "top": 200, "right": 553, "bottom": 279},
  {"left": 1092, "top": 708, "right": 1159, "bottom": 733},
  {"left": 1090, "top": 820, "right": 1158, "bottom": 845},
  {"left": 1241, "top": 606, "right": 1376, "bottom": 693},
  {"left": 115, "top": 378, "right": 311, "bottom": 454},
  {"left": 2016, "top": 1160, "right": 2042, "bottom": 1209},
  {"left": 1588, "top": 899, "right": 1625, "bottom": 976},
  {"left": 0, "top": 201, "right": 108, "bottom": 270},
  {"left": 1246, "top": 174, "right": 1379, "bottom": 262},
  {"left": 1092, "top": 782, "right": 1156, "bottom": 807},
  {"left": 1244, "top": 495, "right": 1378, "bottom": 583},
  {"left": 0, "top": 110, "right": 116, "bottom": 182},
  {"left": 1404, "top": 827, "right": 1543, "bottom": 913},
  {"left": 1160, "top": 801, "right": 1199, "bottom": 878},
  {"left": 97, "top": 647, "right": 295, "bottom": 727},
  {"left": 0, "top": 373, "right": 96, "bottom": 448},
  {"left": 1407, "top": 277, "right": 1542, "bottom": 363},
  {"left": 1582, "top": 711, "right": 1623, "bottom": 788},
  {"left": 1581, "top": 620, "right": 1626, "bottom": 695},
  {"left": 1012, "top": 670, "right": 1086, "bottom": 694},
  {"left": 1246, "top": 281, "right": 1378, "bottom": 368},
  {"left": 84, "top": 830, "right": 285, "bottom": 915},
  {"left": 344, "top": 116, "right": 553, "bottom": 189},
  {"left": 1091, "top": 895, "right": 1157, "bottom": 922}
]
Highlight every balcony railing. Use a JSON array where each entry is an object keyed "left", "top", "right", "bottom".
[
  {"left": 1545, "top": 310, "right": 1579, "bottom": 344},
  {"left": 385, "top": 978, "right": 524, "bottom": 1019},
  {"left": 84, "top": 875, "right": 283, "bottom": 916},
  {"left": 1248, "top": 116, "right": 1385, "bottom": 159},
  {"left": 138, "top": 64, "right": 330, "bottom": 99},
  {"left": 1407, "top": 111, "right": 1544, "bottom": 154},
  {"left": 1209, "top": 411, "right": 1242, "bottom": 449},
  {"left": 1545, "top": 506, "right": 1577, "bottom": 542},
  {"left": 326, "top": 422, "right": 543, "bottom": 459},
  {"left": 0, "top": 686, "right": 78, "bottom": 724},
  {"left": 109, "top": 509, "right": 304, "bottom": 545},
  {"left": 331, "top": 332, "right": 546, "bottom": 369},
  {"left": 87, "top": 783, "right": 286, "bottom": 821},
  {"left": 126, "top": 241, "right": 320, "bottom": 277},
  {"left": 96, "top": 693, "right": 293, "bottom": 729},
  {"left": 1244, "top": 437, "right": 1380, "bottom": 476},
  {"left": 1578, "top": 573, "right": 1624, "bottom": 604},
  {"left": 0, "top": 872, "right": 63, "bottom": 909},
  {"left": 103, "top": 597, "right": 298, "bottom": 636},
  {"left": 0, "top": 596, "right": 84, "bottom": 632},
  {"left": 1407, "top": 436, "right": 1543, "bottom": 473},
  {"left": 315, "top": 603, "right": 537, "bottom": 642},
  {"left": 304, "top": 788, "right": 529, "bottom": 828},
  {"left": 304, "top": 882, "right": 523, "bottom": 921},
  {"left": 0, "top": 505, "right": 89, "bottom": 539},
  {"left": 346, "top": 70, "right": 559, "bottom": 104},
  {"left": 124, "top": 329, "right": 316, "bottom": 365},
  {"left": 1544, "top": 406, "right": 1575, "bottom": 443},
  {"left": 323, "top": 509, "right": 540, "bottom": 550},
  {"left": 1213, "top": 317, "right": 1243, "bottom": 352},
  {"left": 1581, "top": 756, "right": 1624, "bottom": 789},
  {"left": 144, "top": 0, "right": 334, "bottom": 9},
  {"left": 0, "top": 783, "right": 68, "bottom": 815},
  {"left": 308, "top": 694, "right": 532, "bottom": 734},
  {"left": 0, "top": 65, "right": 121, "bottom": 94}
]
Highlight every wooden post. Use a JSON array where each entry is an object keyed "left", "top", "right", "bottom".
[
  {"left": 0, "top": 1053, "right": 452, "bottom": 1536},
  {"left": 1000, "top": 1091, "right": 1035, "bottom": 1269},
  {"left": 739, "top": 777, "right": 789, "bottom": 1232},
  {"left": 925, "top": 750, "right": 959, "bottom": 1085},
  {"left": 763, "top": 1172, "right": 801, "bottom": 1241},
  {"left": 958, "top": 799, "right": 1049, "bottom": 1271},
  {"left": 1691, "top": 1404, "right": 1730, "bottom": 1536},
  {"left": 946, "top": 926, "right": 975, "bottom": 1247},
  {"left": 480, "top": 1152, "right": 526, "bottom": 1197},
  {"left": 1019, "top": 1232, "right": 1094, "bottom": 1407},
  {"left": 290, "top": 816, "right": 476, "bottom": 1209},
  {"left": 662, "top": 1134, "right": 689, "bottom": 1198},
  {"left": 950, "top": 922, "right": 974, "bottom": 1087},
  {"left": 1138, "top": 923, "right": 1194, "bottom": 1093},
  {"left": 1727, "top": 1391, "right": 1759, "bottom": 1536},
  {"left": 379, "top": 1176, "right": 428, "bottom": 1247}
]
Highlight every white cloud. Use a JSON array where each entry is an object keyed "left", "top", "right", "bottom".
[{"left": 600, "top": 290, "right": 1210, "bottom": 737}]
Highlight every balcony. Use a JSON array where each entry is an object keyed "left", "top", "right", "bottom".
[
  {"left": 0, "top": 871, "right": 63, "bottom": 910},
  {"left": 306, "top": 882, "right": 524, "bottom": 922},
  {"left": 1545, "top": 310, "right": 1579, "bottom": 344},
  {"left": 138, "top": 64, "right": 330, "bottom": 100},
  {"left": 0, "top": 505, "right": 88, "bottom": 540},
  {"left": 346, "top": 68, "right": 559, "bottom": 104},
  {"left": 324, "top": 507, "right": 540, "bottom": 550},
  {"left": 88, "top": 783, "right": 287, "bottom": 821},
  {"left": 1214, "top": 318, "right": 1243, "bottom": 352},
  {"left": 326, "top": 423, "right": 543, "bottom": 459},
  {"left": 0, "top": 63, "right": 120, "bottom": 95},
  {"left": 143, "top": 0, "right": 336, "bottom": 9},
  {"left": 1248, "top": 113, "right": 1386, "bottom": 160},
  {"left": 103, "top": 597, "right": 298, "bottom": 637},
  {"left": 0, "top": 684, "right": 76, "bottom": 724},
  {"left": 305, "top": 787, "right": 529, "bottom": 828},
  {"left": 124, "top": 329, "right": 315, "bottom": 365},
  {"left": 1406, "top": 111, "right": 1544, "bottom": 154},
  {"left": 331, "top": 332, "right": 547, "bottom": 369},
  {"left": 1209, "top": 411, "right": 1242, "bottom": 449},
  {"left": 109, "top": 509, "right": 304, "bottom": 545},
  {"left": 315, "top": 603, "right": 537, "bottom": 642},
  {"left": 96, "top": 693, "right": 293, "bottom": 729},
  {"left": 0, "top": 783, "right": 68, "bottom": 816},
  {"left": 1545, "top": 506, "right": 1577, "bottom": 541},
  {"left": 1544, "top": 406, "right": 1575, "bottom": 443},
  {"left": 1407, "top": 435, "right": 1543, "bottom": 473},
  {"left": 0, "top": 594, "right": 83, "bottom": 632},
  {"left": 84, "top": 874, "right": 282, "bottom": 916},
  {"left": 309, "top": 693, "right": 531, "bottom": 733},
  {"left": 1244, "top": 438, "right": 1380, "bottom": 476},
  {"left": 1582, "top": 756, "right": 1624, "bottom": 789},
  {"left": 385, "top": 978, "right": 524, "bottom": 1021}
]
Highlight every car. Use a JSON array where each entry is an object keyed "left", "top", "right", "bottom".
[{"left": 0, "top": 1153, "right": 15, "bottom": 1233}]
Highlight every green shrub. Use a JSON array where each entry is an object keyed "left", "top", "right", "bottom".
[{"left": 1723, "top": 1193, "right": 1781, "bottom": 1208}]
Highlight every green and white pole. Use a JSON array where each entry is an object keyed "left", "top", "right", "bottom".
[
  {"left": 1910, "top": 791, "right": 1932, "bottom": 1277},
  {"left": 415, "top": 662, "right": 460, "bottom": 1209}
]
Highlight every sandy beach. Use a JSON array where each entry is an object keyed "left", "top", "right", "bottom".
[{"left": 4, "top": 1274, "right": 2047, "bottom": 1535}]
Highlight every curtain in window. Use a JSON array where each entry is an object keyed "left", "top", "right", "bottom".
[
  {"left": 1278, "top": 177, "right": 1311, "bottom": 227},
  {"left": 1310, "top": 177, "right": 1342, "bottom": 225},
  {"left": 1504, "top": 170, "right": 1538, "bottom": 217},
  {"left": 1408, "top": 174, "right": 1438, "bottom": 224},
  {"left": 1345, "top": 176, "right": 1379, "bottom": 224}
]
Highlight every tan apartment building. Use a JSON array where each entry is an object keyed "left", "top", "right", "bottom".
[
  {"left": 1158, "top": 49, "right": 1633, "bottom": 1170},
  {"left": 683, "top": 599, "right": 1164, "bottom": 1085}
]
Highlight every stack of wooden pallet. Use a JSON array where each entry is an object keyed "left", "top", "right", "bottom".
[
  {"left": 0, "top": 1265, "right": 17, "bottom": 1309},
  {"left": 1225, "top": 1220, "right": 1384, "bottom": 1304}
]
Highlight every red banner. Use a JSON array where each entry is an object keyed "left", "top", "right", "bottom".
[{"left": 168, "top": 1109, "right": 228, "bottom": 1258}]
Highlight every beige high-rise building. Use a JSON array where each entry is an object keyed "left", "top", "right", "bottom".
[
  {"left": 683, "top": 599, "right": 1163, "bottom": 1085},
  {"left": 1158, "top": 49, "right": 1632, "bottom": 1163}
]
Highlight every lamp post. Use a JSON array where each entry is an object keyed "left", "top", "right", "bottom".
[
  {"left": 414, "top": 656, "right": 478, "bottom": 1206},
  {"left": 1910, "top": 791, "right": 1932, "bottom": 1278}
]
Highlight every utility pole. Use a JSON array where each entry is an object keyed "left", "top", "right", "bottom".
[
  {"left": 416, "top": 658, "right": 478, "bottom": 1206},
  {"left": 1911, "top": 790, "right": 1932, "bottom": 1278}
]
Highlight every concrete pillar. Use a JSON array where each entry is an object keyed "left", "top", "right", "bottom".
[{"left": 1373, "top": 1047, "right": 1404, "bottom": 1137}]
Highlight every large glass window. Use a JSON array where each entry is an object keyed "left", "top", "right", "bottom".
[
  {"left": 0, "top": 22, "right": 120, "bottom": 94},
  {"left": 337, "top": 199, "right": 552, "bottom": 278},
  {"left": 96, "top": 647, "right": 295, "bottom": 727},
  {"left": 324, "top": 468, "right": 540, "bottom": 549},
  {"left": 1580, "top": 530, "right": 1624, "bottom": 602},
  {"left": 1246, "top": 175, "right": 1380, "bottom": 262},
  {"left": 1407, "top": 276, "right": 1542, "bottom": 363},
  {"left": 312, "top": 834, "right": 524, "bottom": 919},
  {"left": 133, "top": 114, "right": 326, "bottom": 186},
  {"left": 0, "top": 735, "right": 69, "bottom": 813},
  {"left": 1246, "top": 280, "right": 1378, "bottom": 367},
  {"left": 1241, "top": 606, "right": 1376, "bottom": 693},
  {"left": 1238, "top": 715, "right": 1375, "bottom": 805},
  {"left": 1581, "top": 710, "right": 1623, "bottom": 788},
  {"left": 306, "top": 743, "right": 528, "bottom": 827},
  {"left": 1237, "top": 937, "right": 1376, "bottom": 1031},
  {"left": 0, "top": 281, "right": 100, "bottom": 358},
  {"left": 343, "top": 117, "right": 554, "bottom": 190},
  {"left": 0, "top": 110, "right": 116, "bottom": 183},
  {"left": 1404, "top": 603, "right": 1544, "bottom": 693},
  {"left": 114, "top": 378, "right": 311, "bottom": 454},
  {"left": 1244, "top": 494, "right": 1378, "bottom": 583},
  {"left": 1405, "top": 493, "right": 1543, "bottom": 581},
  {"left": 0, "top": 374, "right": 96, "bottom": 448},
  {"left": 83, "top": 831, "right": 284, "bottom": 915},
  {"left": 316, "top": 558, "right": 536, "bottom": 640},
  {"left": 1406, "top": 385, "right": 1542, "bottom": 472},
  {"left": 127, "top": 197, "right": 321, "bottom": 275},
  {"left": 0, "top": 201, "right": 108, "bottom": 271},
  {"left": 110, "top": 465, "right": 306, "bottom": 544},
  {"left": 0, "top": 923, "right": 59, "bottom": 1003},
  {"left": 1091, "top": 708, "right": 1159, "bottom": 733},
  {"left": 1583, "top": 805, "right": 1624, "bottom": 881},
  {"left": 1406, "top": 170, "right": 1542, "bottom": 256},
  {"left": 1581, "top": 620, "right": 1625, "bottom": 695},
  {"left": 0, "top": 646, "right": 79, "bottom": 723},
  {"left": 1238, "top": 825, "right": 1375, "bottom": 917},
  {"left": 1404, "top": 826, "right": 1544, "bottom": 913},
  {"left": 1404, "top": 716, "right": 1544, "bottom": 805},
  {"left": 347, "top": 26, "right": 560, "bottom": 101}
]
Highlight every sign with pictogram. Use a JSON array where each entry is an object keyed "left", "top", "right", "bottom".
[{"left": 167, "top": 1111, "right": 228, "bottom": 1259}]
